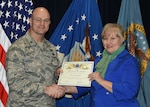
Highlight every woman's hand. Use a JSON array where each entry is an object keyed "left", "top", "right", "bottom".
[
  {"left": 88, "top": 72, "right": 103, "bottom": 84},
  {"left": 89, "top": 72, "right": 113, "bottom": 93}
]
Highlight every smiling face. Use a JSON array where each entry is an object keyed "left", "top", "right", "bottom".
[
  {"left": 101, "top": 23, "right": 124, "bottom": 54},
  {"left": 29, "top": 7, "right": 51, "bottom": 37}
]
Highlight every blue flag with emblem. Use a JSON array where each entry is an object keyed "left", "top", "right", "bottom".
[
  {"left": 117, "top": 0, "right": 150, "bottom": 107},
  {"left": 49, "top": 0, "right": 103, "bottom": 63},
  {"left": 49, "top": 0, "right": 103, "bottom": 107},
  {"left": 117, "top": 0, "right": 150, "bottom": 76}
]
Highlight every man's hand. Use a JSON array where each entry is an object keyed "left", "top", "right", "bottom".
[
  {"left": 44, "top": 84, "right": 65, "bottom": 98},
  {"left": 55, "top": 67, "right": 63, "bottom": 77}
]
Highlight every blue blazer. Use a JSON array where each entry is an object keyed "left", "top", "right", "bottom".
[{"left": 73, "top": 49, "right": 141, "bottom": 107}]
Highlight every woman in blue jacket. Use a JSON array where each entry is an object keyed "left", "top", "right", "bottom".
[{"left": 65, "top": 23, "right": 141, "bottom": 107}]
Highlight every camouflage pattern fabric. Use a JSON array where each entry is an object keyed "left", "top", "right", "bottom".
[{"left": 6, "top": 32, "right": 60, "bottom": 107}]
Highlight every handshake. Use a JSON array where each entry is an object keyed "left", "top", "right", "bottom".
[
  {"left": 44, "top": 68, "right": 78, "bottom": 98},
  {"left": 44, "top": 84, "right": 66, "bottom": 98}
]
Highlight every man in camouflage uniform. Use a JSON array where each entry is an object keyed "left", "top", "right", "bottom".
[{"left": 6, "top": 7, "right": 65, "bottom": 107}]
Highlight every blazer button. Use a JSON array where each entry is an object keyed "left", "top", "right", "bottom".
[{"left": 106, "top": 92, "right": 109, "bottom": 95}]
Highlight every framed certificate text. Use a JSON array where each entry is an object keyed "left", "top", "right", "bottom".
[{"left": 58, "top": 61, "right": 94, "bottom": 87}]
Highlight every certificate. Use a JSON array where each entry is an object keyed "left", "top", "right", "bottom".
[{"left": 58, "top": 61, "right": 94, "bottom": 87}]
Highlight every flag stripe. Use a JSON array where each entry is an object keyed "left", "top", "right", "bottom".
[
  {"left": 0, "top": 62, "right": 9, "bottom": 107},
  {"left": 0, "top": 24, "right": 12, "bottom": 52},
  {"left": 0, "top": 81, "right": 8, "bottom": 107},
  {"left": 0, "top": 0, "right": 33, "bottom": 106},
  {"left": 0, "top": 100, "right": 4, "bottom": 107},
  {"left": 0, "top": 23, "right": 11, "bottom": 107},
  {"left": 0, "top": 45, "right": 6, "bottom": 68}
]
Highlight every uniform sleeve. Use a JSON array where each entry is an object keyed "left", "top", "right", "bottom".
[
  {"left": 6, "top": 45, "right": 45, "bottom": 97},
  {"left": 112, "top": 58, "right": 140, "bottom": 101}
]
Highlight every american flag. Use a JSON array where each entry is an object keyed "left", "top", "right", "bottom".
[{"left": 0, "top": 0, "right": 33, "bottom": 106}]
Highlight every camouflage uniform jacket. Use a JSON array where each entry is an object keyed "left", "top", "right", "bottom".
[{"left": 6, "top": 31, "right": 60, "bottom": 107}]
